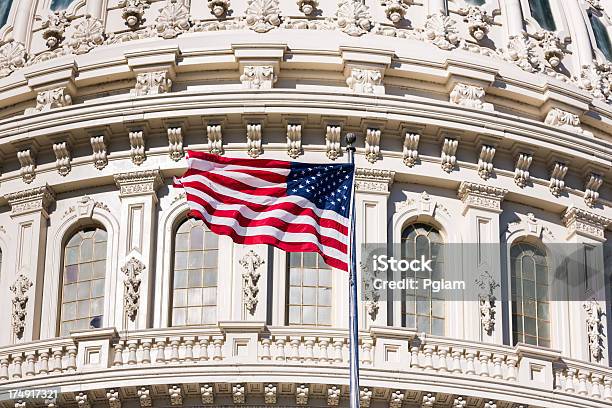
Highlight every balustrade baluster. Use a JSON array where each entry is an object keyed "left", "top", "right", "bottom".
[
  {"left": 423, "top": 344, "right": 434, "bottom": 370},
  {"left": 565, "top": 369, "right": 576, "bottom": 393},
  {"left": 12, "top": 355, "right": 23, "bottom": 378},
  {"left": 332, "top": 339, "right": 344, "bottom": 363},
  {"left": 591, "top": 374, "right": 602, "bottom": 398},
  {"left": 360, "top": 340, "right": 373, "bottom": 365},
  {"left": 212, "top": 338, "right": 223, "bottom": 360},
  {"left": 450, "top": 349, "right": 462, "bottom": 373},
  {"left": 113, "top": 343, "right": 124, "bottom": 367},
  {"left": 491, "top": 354, "right": 504, "bottom": 379},
  {"left": 52, "top": 349, "right": 63, "bottom": 373},
  {"left": 465, "top": 350, "right": 476, "bottom": 375},
  {"left": 155, "top": 340, "right": 167, "bottom": 363},
  {"left": 304, "top": 338, "right": 315, "bottom": 361},
  {"left": 184, "top": 339, "right": 195, "bottom": 362},
  {"left": 0, "top": 358, "right": 9, "bottom": 380},
  {"left": 318, "top": 339, "right": 330, "bottom": 363},
  {"left": 24, "top": 353, "right": 36, "bottom": 377},
  {"left": 275, "top": 338, "right": 286, "bottom": 361},
  {"left": 436, "top": 347, "right": 449, "bottom": 372},
  {"left": 603, "top": 376, "right": 612, "bottom": 401},
  {"left": 506, "top": 357, "right": 518, "bottom": 381},
  {"left": 66, "top": 346, "right": 77, "bottom": 372},
  {"left": 261, "top": 338, "right": 271, "bottom": 360},
  {"left": 577, "top": 372, "right": 588, "bottom": 395},
  {"left": 141, "top": 342, "right": 152, "bottom": 364},
  {"left": 289, "top": 338, "right": 301, "bottom": 361},
  {"left": 478, "top": 352, "right": 490, "bottom": 377},
  {"left": 39, "top": 351, "right": 49, "bottom": 374},
  {"left": 170, "top": 339, "right": 180, "bottom": 362},
  {"left": 410, "top": 344, "right": 420, "bottom": 369},
  {"left": 199, "top": 338, "right": 210, "bottom": 361},
  {"left": 127, "top": 341, "right": 138, "bottom": 365}
]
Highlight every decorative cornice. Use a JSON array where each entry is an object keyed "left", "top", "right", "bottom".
[
  {"left": 457, "top": 181, "right": 507, "bottom": 214},
  {"left": 354, "top": 168, "right": 395, "bottom": 194},
  {"left": 562, "top": 206, "right": 611, "bottom": 241},
  {"left": 114, "top": 169, "right": 164, "bottom": 197},
  {"left": 6, "top": 185, "right": 56, "bottom": 216}
]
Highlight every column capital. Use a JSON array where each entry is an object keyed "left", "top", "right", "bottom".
[
  {"left": 562, "top": 206, "right": 611, "bottom": 242},
  {"left": 114, "top": 169, "right": 164, "bottom": 198},
  {"left": 5, "top": 184, "right": 55, "bottom": 217},
  {"left": 354, "top": 168, "right": 395, "bottom": 194},
  {"left": 457, "top": 181, "right": 507, "bottom": 214}
]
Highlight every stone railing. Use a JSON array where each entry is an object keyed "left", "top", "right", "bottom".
[{"left": 0, "top": 324, "right": 611, "bottom": 405}]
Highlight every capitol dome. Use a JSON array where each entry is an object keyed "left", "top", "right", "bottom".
[{"left": 0, "top": 0, "right": 611, "bottom": 407}]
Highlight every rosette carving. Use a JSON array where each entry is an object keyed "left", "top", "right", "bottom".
[
  {"left": 245, "top": 0, "right": 281, "bottom": 33},
  {"left": 336, "top": 0, "right": 372, "bottom": 37}
]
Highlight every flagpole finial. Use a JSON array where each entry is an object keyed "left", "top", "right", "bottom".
[{"left": 345, "top": 132, "right": 357, "bottom": 151}]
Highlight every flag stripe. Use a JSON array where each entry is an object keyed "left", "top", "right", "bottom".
[
  {"left": 180, "top": 176, "right": 349, "bottom": 228},
  {"left": 185, "top": 192, "right": 348, "bottom": 250}
]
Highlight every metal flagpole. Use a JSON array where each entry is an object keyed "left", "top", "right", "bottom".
[{"left": 345, "top": 133, "right": 360, "bottom": 408}]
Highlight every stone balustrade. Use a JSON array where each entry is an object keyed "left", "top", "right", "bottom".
[{"left": 1, "top": 325, "right": 611, "bottom": 405}]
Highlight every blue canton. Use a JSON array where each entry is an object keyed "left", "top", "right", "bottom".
[{"left": 286, "top": 162, "right": 354, "bottom": 218}]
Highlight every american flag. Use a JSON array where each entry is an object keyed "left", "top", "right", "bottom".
[{"left": 174, "top": 150, "right": 355, "bottom": 271}]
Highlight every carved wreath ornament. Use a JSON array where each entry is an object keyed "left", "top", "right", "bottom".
[
  {"left": 475, "top": 271, "right": 499, "bottom": 335},
  {"left": 245, "top": 0, "right": 282, "bottom": 33},
  {"left": 122, "top": 257, "right": 145, "bottom": 320},
  {"left": 239, "top": 250, "right": 264, "bottom": 314},
  {"left": 10, "top": 274, "right": 33, "bottom": 337}
]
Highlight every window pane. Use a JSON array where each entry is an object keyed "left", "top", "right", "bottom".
[
  {"left": 590, "top": 13, "right": 612, "bottom": 61},
  {"left": 0, "top": 1, "right": 11, "bottom": 28},
  {"left": 61, "top": 228, "right": 106, "bottom": 334},
  {"left": 528, "top": 0, "right": 556, "bottom": 31},
  {"left": 172, "top": 219, "right": 218, "bottom": 326},
  {"left": 287, "top": 252, "right": 333, "bottom": 327},
  {"left": 51, "top": 0, "right": 74, "bottom": 11}
]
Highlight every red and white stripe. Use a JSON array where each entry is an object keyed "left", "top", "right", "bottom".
[{"left": 174, "top": 151, "right": 350, "bottom": 271}]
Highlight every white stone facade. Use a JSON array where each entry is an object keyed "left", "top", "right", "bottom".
[{"left": 0, "top": 0, "right": 611, "bottom": 407}]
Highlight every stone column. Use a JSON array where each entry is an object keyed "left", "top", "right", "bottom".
[
  {"left": 86, "top": 0, "right": 105, "bottom": 20},
  {"left": 354, "top": 168, "right": 395, "bottom": 329},
  {"left": 114, "top": 170, "right": 163, "bottom": 331},
  {"left": 457, "top": 182, "right": 507, "bottom": 344},
  {"left": 562, "top": 207, "right": 611, "bottom": 363},
  {"left": 5, "top": 185, "right": 55, "bottom": 342},
  {"left": 564, "top": 0, "right": 595, "bottom": 68},
  {"left": 503, "top": 0, "right": 525, "bottom": 37},
  {"left": 12, "top": 0, "right": 34, "bottom": 44},
  {"left": 428, "top": 0, "right": 447, "bottom": 14}
]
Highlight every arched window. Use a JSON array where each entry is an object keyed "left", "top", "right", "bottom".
[
  {"left": 511, "top": 242, "right": 550, "bottom": 347},
  {"left": 589, "top": 12, "right": 612, "bottom": 61},
  {"left": 171, "top": 218, "right": 218, "bottom": 326},
  {"left": 50, "top": 0, "right": 73, "bottom": 11},
  {"left": 0, "top": 1, "right": 11, "bottom": 28},
  {"left": 60, "top": 227, "right": 107, "bottom": 336},
  {"left": 528, "top": 0, "right": 556, "bottom": 31},
  {"left": 287, "top": 252, "right": 332, "bottom": 326},
  {"left": 401, "top": 223, "right": 444, "bottom": 335}
]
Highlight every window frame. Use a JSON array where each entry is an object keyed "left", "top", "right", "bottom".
[
  {"left": 509, "top": 241, "right": 551, "bottom": 348},
  {"left": 169, "top": 216, "right": 219, "bottom": 327},
  {"left": 399, "top": 223, "right": 446, "bottom": 336},
  {"left": 57, "top": 224, "right": 110, "bottom": 336},
  {"left": 285, "top": 252, "right": 333, "bottom": 327}
]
